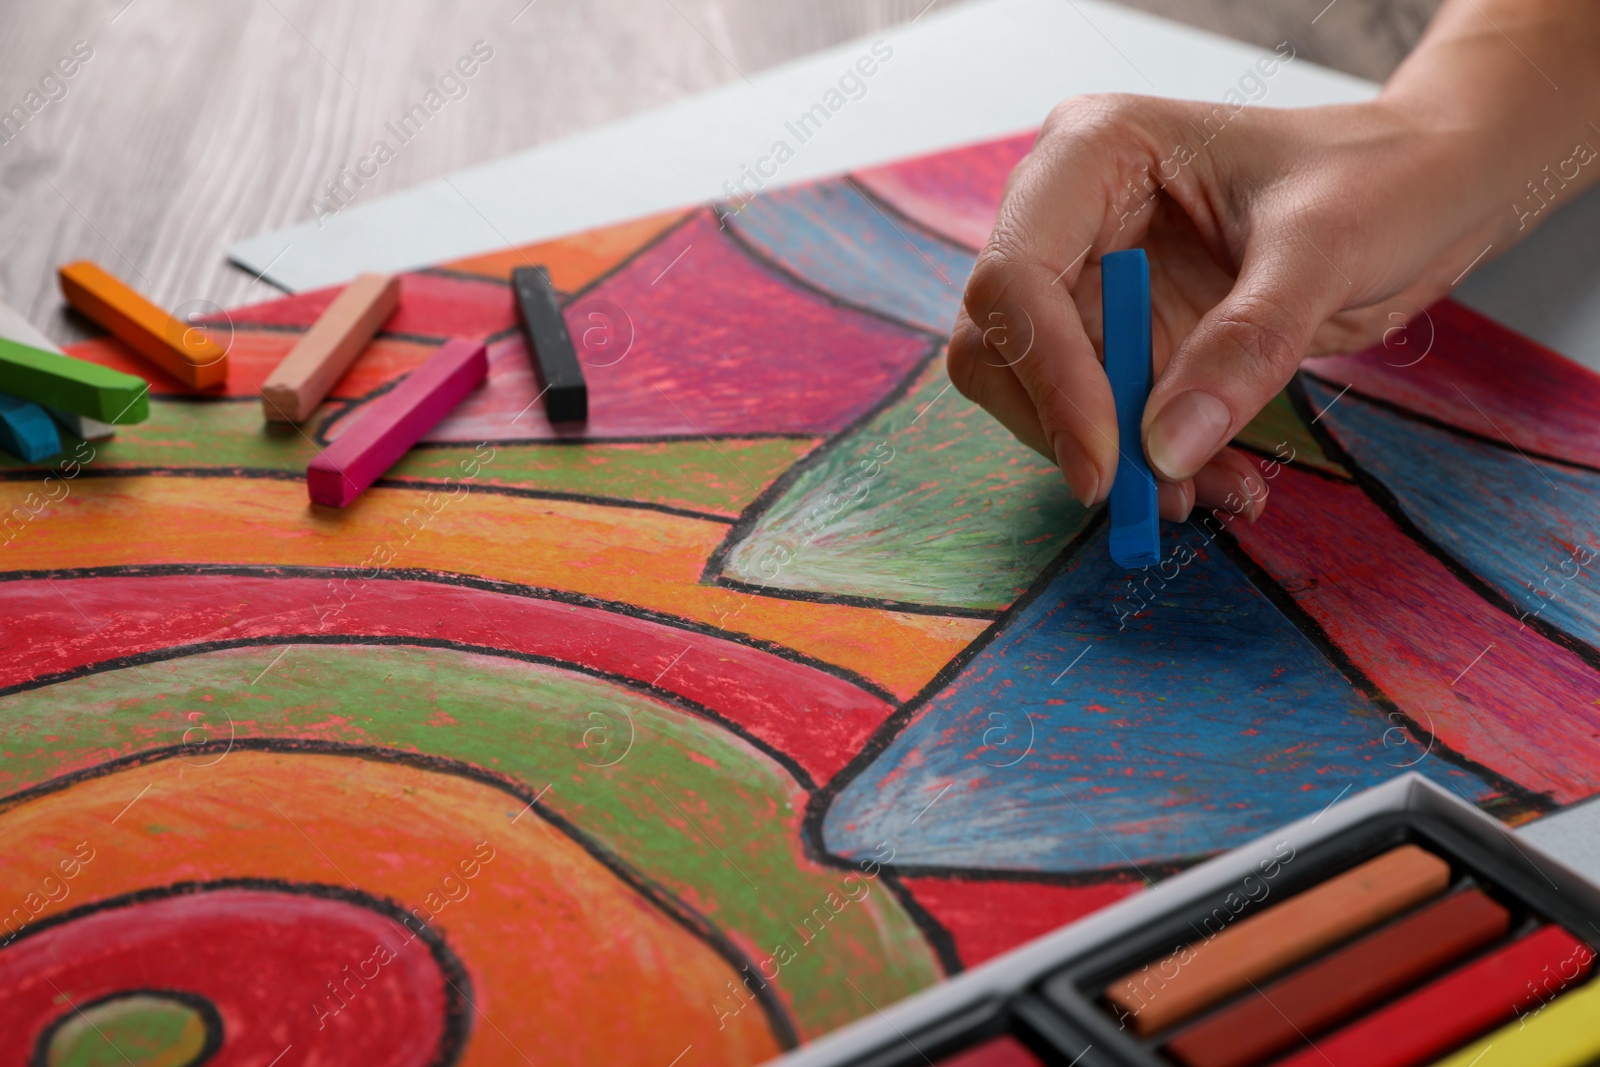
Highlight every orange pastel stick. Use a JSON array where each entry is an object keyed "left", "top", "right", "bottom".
[
  {"left": 57, "top": 260, "right": 228, "bottom": 389},
  {"left": 261, "top": 272, "right": 399, "bottom": 422},
  {"left": 1106, "top": 844, "right": 1451, "bottom": 1034}
]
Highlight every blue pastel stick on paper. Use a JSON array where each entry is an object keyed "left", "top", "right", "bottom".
[
  {"left": 1102, "top": 249, "right": 1161, "bottom": 569},
  {"left": 0, "top": 392, "right": 64, "bottom": 463}
]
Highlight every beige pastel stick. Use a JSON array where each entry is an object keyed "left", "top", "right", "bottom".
[{"left": 260, "top": 273, "right": 399, "bottom": 422}]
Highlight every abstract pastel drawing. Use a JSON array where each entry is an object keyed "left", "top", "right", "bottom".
[{"left": 2, "top": 129, "right": 1597, "bottom": 1066}]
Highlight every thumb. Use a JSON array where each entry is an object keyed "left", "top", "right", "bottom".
[{"left": 1142, "top": 233, "right": 1349, "bottom": 482}]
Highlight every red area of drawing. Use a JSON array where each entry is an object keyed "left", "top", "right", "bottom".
[
  {"left": 61, "top": 273, "right": 513, "bottom": 399},
  {"left": 61, "top": 332, "right": 443, "bottom": 402},
  {"left": 897, "top": 875, "right": 1141, "bottom": 967},
  {"left": 0, "top": 887, "right": 448, "bottom": 1066},
  {"left": 1303, "top": 299, "right": 1600, "bottom": 469},
  {"left": 852, "top": 132, "right": 1035, "bottom": 251},
  {"left": 940, "top": 1035, "right": 1045, "bottom": 1066},
  {"left": 216, "top": 272, "right": 515, "bottom": 340},
  {"left": 63, "top": 331, "right": 290, "bottom": 397},
  {"left": 1230, "top": 466, "right": 1600, "bottom": 803},
  {"left": 0, "top": 574, "right": 893, "bottom": 785}
]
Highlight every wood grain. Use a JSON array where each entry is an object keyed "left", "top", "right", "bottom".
[{"left": 0, "top": 0, "right": 1437, "bottom": 349}]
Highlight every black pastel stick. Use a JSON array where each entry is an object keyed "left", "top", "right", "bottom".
[{"left": 511, "top": 266, "right": 587, "bottom": 423}]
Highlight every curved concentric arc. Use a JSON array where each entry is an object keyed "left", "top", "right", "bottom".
[
  {"left": 0, "top": 470, "right": 986, "bottom": 701},
  {"left": 0, "top": 571, "right": 901, "bottom": 786},
  {"left": 7, "top": 883, "right": 467, "bottom": 1067},
  {"left": 0, "top": 748, "right": 796, "bottom": 1062},
  {"left": 31, "top": 988, "right": 225, "bottom": 1067},
  {"left": 1, "top": 641, "right": 944, "bottom": 1044}
]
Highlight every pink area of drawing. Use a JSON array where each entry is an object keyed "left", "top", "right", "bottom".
[
  {"left": 0, "top": 573, "right": 894, "bottom": 786},
  {"left": 1230, "top": 465, "right": 1600, "bottom": 804},
  {"left": 405, "top": 209, "right": 934, "bottom": 440},
  {"left": 1303, "top": 299, "right": 1600, "bottom": 469},
  {"left": 412, "top": 332, "right": 559, "bottom": 443},
  {"left": 312, "top": 338, "right": 488, "bottom": 505},
  {"left": 852, "top": 132, "right": 1035, "bottom": 250}
]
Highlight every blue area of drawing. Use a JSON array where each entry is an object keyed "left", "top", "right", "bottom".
[
  {"left": 0, "top": 392, "right": 62, "bottom": 463},
  {"left": 823, "top": 525, "right": 1500, "bottom": 873},
  {"left": 725, "top": 179, "right": 974, "bottom": 334},
  {"left": 1103, "top": 250, "right": 1160, "bottom": 569},
  {"left": 1309, "top": 378, "right": 1600, "bottom": 651}
]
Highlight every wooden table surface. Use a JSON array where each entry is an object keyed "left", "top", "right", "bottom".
[{"left": 1, "top": 0, "right": 1440, "bottom": 346}]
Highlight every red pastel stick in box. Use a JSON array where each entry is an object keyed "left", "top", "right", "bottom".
[
  {"left": 307, "top": 337, "right": 487, "bottom": 507},
  {"left": 1269, "top": 924, "right": 1594, "bottom": 1067}
]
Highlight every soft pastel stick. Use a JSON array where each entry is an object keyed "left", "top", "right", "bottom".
[
  {"left": 47, "top": 407, "right": 117, "bottom": 441},
  {"left": 0, "top": 300, "right": 121, "bottom": 437},
  {"left": 0, "top": 392, "right": 64, "bottom": 462},
  {"left": 0, "top": 335, "right": 147, "bottom": 426},
  {"left": 307, "top": 338, "right": 486, "bottom": 507},
  {"left": 1271, "top": 925, "right": 1594, "bottom": 1067},
  {"left": 1428, "top": 970, "right": 1600, "bottom": 1067},
  {"left": 1108, "top": 845, "right": 1451, "bottom": 1035},
  {"left": 1166, "top": 889, "right": 1509, "bottom": 1067},
  {"left": 512, "top": 265, "right": 586, "bottom": 423},
  {"left": 261, "top": 272, "right": 399, "bottom": 422},
  {"left": 58, "top": 260, "right": 228, "bottom": 389},
  {"left": 1101, "top": 248, "right": 1159, "bottom": 568}
]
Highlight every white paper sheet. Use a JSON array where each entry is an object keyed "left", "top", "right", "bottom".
[{"left": 1522, "top": 796, "right": 1600, "bottom": 884}]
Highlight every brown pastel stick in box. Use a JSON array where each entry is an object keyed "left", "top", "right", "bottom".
[
  {"left": 1163, "top": 888, "right": 1509, "bottom": 1067},
  {"left": 1105, "top": 844, "right": 1451, "bottom": 1035},
  {"left": 260, "top": 273, "right": 399, "bottom": 422},
  {"left": 57, "top": 260, "right": 229, "bottom": 390}
]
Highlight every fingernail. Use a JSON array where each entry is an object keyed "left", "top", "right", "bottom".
[
  {"left": 1055, "top": 443, "right": 1100, "bottom": 508},
  {"left": 1146, "top": 391, "right": 1232, "bottom": 481},
  {"left": 1069, "top": 462, "right": 1100, "bottom": 509},
  {"left": 1243, "top": 476, "right": 1268, "bottom": 522},
  {"left": 1212, "top": 472, "right": 1267, "bottom": 521}
]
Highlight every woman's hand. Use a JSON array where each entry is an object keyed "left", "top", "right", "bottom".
[{"left": 947, "top": 0, "right": 1600, "bottom": 523}]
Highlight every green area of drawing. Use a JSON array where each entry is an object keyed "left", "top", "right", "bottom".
[
  {"left": 0, "top": 400, "right": 811, "bottom": 515},
  {"left": 723, "top": 362, "right": 1091, "bottom": 610},
  {"left": 0, "top": 644, "right": 939, "bottom": 1037},
  {"left": 44, "top": 993, "right": 210, "bottom": 1067},
  {"left": 1234, "top": 388, "right": 1342, "bottom": 475}
]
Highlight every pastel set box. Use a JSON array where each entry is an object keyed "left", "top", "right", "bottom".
[{"left": 767, "top": 774, "right": 1600, "bottom": 1067}]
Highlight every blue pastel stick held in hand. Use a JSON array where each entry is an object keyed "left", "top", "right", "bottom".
[
  {"left": 1101, "top": 249, "right": 1161, "bottom": 569},
  {"left": 0, "top": 392, "right": 63, "bottom": 464}
]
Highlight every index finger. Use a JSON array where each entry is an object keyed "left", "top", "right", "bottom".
[{"left": 955, "top": 95, "right": 1173, "bottom": 505}]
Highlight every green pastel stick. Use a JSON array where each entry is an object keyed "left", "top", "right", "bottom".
[{"left": 0, "top": 335, "right": 149, "bottom": 424}]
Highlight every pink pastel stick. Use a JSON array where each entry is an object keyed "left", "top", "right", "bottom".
[{"left": 307, "top": 338, "right": 487, "bottom": 507}]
